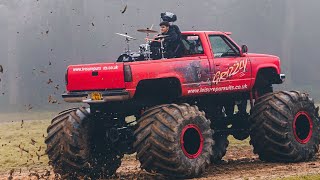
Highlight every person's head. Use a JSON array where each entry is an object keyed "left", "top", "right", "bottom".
[{"left": 159, "top": 21, "right": 170, "bottom": 34}]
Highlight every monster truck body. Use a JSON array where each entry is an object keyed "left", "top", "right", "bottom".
[{"left": 45, "top": 30, "right": 319, "bottom": 179}]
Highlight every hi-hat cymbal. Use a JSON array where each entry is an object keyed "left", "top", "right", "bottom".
[
  {"left": 115, "top": 33, "right": 137, "bottom": 40},
  {"left": 137, "top": 29, "right": 158, "bottom": 33}
]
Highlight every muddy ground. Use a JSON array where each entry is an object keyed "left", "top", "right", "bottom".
[{"left": 1, "top": 145, "right": 320, "bottom": 180}]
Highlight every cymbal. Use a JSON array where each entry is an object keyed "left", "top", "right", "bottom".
[
  {"left": 115, "top": 33, "right": 137, "bottom": 40},
  {"left": 137, "top": 29, "right": 158, "bottom": 33}
]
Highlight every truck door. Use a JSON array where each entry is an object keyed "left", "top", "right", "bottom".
[
  {"left": 178, "top": 34, "right": 212, "bottom": 96},
  {"left": 208, "top": 35, "right": 251, "bottom": 93}
]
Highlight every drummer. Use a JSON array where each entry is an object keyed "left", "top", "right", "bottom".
[{"left": 148, "top": 21, "right": 180, "bottom": 58}]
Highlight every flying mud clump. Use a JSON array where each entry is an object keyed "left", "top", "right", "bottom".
[{"left": 0, "top": 65, "right": 3, "bottom": 83}]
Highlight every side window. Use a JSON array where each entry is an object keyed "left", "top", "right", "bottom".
[
  {"left": 181, "top": 35, "right": 204, "bottom": 55},
  {"left": 209, "top": 35, "right": 240, "bottom": 58}
]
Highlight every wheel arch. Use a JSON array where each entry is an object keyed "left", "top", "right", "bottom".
[
  {"left": 253, "top": 66, "right": 281, "bottom": 87},
  {"left": 134, "top": 77, "right": 182, "bottom": 99}
]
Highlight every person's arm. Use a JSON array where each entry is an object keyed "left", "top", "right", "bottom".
[
  {"left": 145, "top": 37, "right": 161, "bottom": 42},
  {"left": 146, "top": 34, "right": 162, "bottom": 42}
]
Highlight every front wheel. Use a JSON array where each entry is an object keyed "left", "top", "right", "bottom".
[
  {"left": 249, "top": 91, "right": 320, "bottom": 162},
  {"left": 134, "top": 103, "right": 213, "bottom": 178}
]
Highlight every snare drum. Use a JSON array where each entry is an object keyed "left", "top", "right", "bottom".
[
  {"left": 139, "top": 43, "right": 152, "bottom": 60},
  {"left": 139, "top": 43, "right": 150, "bottom": 52}
]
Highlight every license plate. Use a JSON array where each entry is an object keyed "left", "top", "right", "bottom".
[{"left": 90, "top": 92, "right": 102, "bottom": 100}]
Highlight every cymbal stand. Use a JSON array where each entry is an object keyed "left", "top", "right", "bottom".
[
  {"left": 160, "top": 40, "right": 165, "bottom": 59},
  {"left": 145, "top": 34, "right": 152, "bottom": 60},
  {"left": 125, "top": 37, "right": 131, "bottom": 55}
]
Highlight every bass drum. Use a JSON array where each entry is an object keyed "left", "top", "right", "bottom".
[
  {"left": 117, "top": 53, "right": 145, "bottom": 62},
  {"left": 117, "top": 54, "right": 133, "bottom": 62}
]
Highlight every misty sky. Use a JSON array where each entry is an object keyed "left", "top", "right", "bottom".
[{"left": 0, "top": 0, "right": 320, "bottom": 112}]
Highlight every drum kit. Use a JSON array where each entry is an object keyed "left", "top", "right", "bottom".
[{"left": 116, "top": 28, "right": 168, "bottom": 62}]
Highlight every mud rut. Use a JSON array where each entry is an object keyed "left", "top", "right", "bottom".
[{"left": 2, "top": 145, "right": 320, "bottom": 180}]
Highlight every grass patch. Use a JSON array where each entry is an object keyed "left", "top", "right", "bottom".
[
  {"left": 228, "top": 136, "right": 250, "bottom": 147},
  {"left": 0, "top": 119, "right": 50, "bottom": 173},
  {"left": 278, "top": 174, "right": 320, "bottom": 180},
  {"left": 0, "top": 111, "right": 57, "bottom": 123}
]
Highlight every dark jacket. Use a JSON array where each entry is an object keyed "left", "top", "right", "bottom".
[{"left": 162, "top": 27, "right": 180, "bottom": 58}]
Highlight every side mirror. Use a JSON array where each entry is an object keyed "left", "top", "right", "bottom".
[{"left": 241, "top": 45, "right": 248, "bottom": 54}]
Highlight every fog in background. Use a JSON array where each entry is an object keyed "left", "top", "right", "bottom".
[{"left": 0, "top": 0, "right": 320, "bottom": 113}]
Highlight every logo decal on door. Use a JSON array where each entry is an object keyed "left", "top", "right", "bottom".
[{"left": 212, "top": 59, "right": 248, "bottom": 85}]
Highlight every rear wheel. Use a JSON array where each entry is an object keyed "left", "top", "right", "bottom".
[
  {"left": 249, "top": 91, "right": 320, "bottom": 162},
  {"left": 134, "top": 103, "right": 213, "bottom": 178},
  {"left": 45, "top": 107, "right": 122, "bottom": 179}
]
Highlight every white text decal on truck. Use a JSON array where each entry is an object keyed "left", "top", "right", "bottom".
[
  {"left": 72, "top": 65, "right": 119, "bottom": 72},
  {"left": 187, "top": 84, "right": 248, "bottom": 94}
]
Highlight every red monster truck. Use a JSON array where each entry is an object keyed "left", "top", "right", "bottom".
[{"left": 45, "top": 31, "right": 320, "bottom": 179}]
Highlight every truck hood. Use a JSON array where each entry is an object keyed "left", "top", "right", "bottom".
[{"left": 246, "top": 53, "right": 279, "bottom": 59}]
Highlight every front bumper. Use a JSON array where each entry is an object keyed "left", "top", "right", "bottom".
[{"left": 62, "top": 90, "right": 130, "bottom": 103}]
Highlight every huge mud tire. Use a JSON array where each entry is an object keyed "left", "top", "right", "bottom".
[
  {"left": 134, "top": 104, "right": 213, "bottom": 178},
  {"left": 45, "top": 107, "right": 122, "bottom": 179},
  {"left": 249, "top": 91, "right": 320, "bottom": 162}
]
